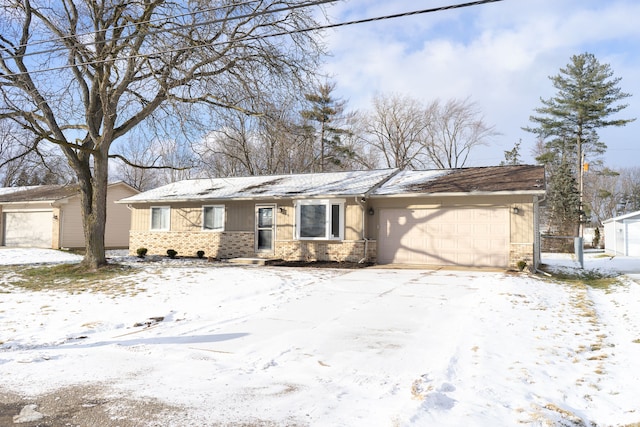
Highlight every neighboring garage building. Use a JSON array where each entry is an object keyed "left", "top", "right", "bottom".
[
  {"left": 0, "top": 182, "right": 138, "bottom": 249},
  {"left": 603, "top": 210, "right": 640, "bottom": 257},
  {"left": 121, "top": 165, "right": 545, "bottom": 269}
]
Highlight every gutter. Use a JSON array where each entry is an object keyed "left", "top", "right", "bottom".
[{"left": 368, "top": 190, "right": 546, "bottom": 198}]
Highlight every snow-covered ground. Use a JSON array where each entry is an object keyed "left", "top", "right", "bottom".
[{"left": 0, "top": 248, "right": 639, "bottom": 426}]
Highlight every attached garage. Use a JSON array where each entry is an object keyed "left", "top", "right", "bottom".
[
  {"left": 369, "top": 166, "right": 546, "bottom": 269},
  {"left": 2, "top": 210, "right": 53, "bottom": 247},
  {"left": 378, "top": 207, "right": 509, "bottom": 267}
]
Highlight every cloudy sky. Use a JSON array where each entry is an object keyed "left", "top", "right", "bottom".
[{"left": 320, "top": 0, "right": 640, "bottom": 169}]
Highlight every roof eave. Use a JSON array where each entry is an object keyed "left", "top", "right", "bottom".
[
  {"left": 117, "top": 192, "right": 369, "bottom": 204},
  {"left": 369, "top": 190, "right": 546, "bottom": 198},
  {"left": 0, "top": 199, "right": 58, "bottom": 205}
]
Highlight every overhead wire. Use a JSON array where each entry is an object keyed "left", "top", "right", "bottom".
[
  {"left": 0, "top": 0, "right": 505, "bottom": 78},
  {"left": 1, "top": 0, "right": 340, "bottom": 63}
]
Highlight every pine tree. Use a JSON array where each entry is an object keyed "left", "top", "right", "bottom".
[
  {"left": 500, "top": 140, "right": 522, "bottom": 166},
  {"left": 547, "top": 161, "right": 581, "bottom": 238},
  {"left": 301, "top": 82, "right": 353, "bottom": 172},
  {"left": 525, "top": 52, "right": 635, "bottom": 236}
]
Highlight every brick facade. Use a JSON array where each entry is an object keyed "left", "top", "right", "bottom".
[
  {"left": 509, "top": 243, "right": 534, "bottom": 270},
  {"left": 129, "top": 230, "right": 377, "bottom": 263},
  {"left": 129, "top": 231, "right": 255, "bottom": 259},
  {"left": 131, "top": 229, "right": 531, "bottom": 268}
]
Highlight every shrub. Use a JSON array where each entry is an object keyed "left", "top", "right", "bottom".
[
  {"left": 196, "top": 250, "right": 205, "bottom": 259},
  {"left": 517, "top": 260, "right": 527, "bottom": 271},
  {"left": 136, "top": 247, "right": 148, "bottom": 258},
  {"left": 166, "top": 249, "right": 178, "bottom": 259},
  {"left": 593, "top": 227, "right": 601, "bottom": 248}
]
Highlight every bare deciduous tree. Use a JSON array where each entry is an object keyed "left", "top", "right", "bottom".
[
  {"left": 0, "top": 0, "right": 325, "bottom": 269},
  {"left": 359, "top": 95, "right": 496, "bottom": 170},
  {"left": 0, "top": 121, "right": 73, "bottom": 186},
  {"left": 423, "top": 98, "right": 498, "bottom": 169},
  {"left": 364, "top": 93, "right": 427, "bottom": 169}
]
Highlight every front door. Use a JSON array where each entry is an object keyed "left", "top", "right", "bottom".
[{"left": 256, "top": 205, "right": 275, "bottom": 252}]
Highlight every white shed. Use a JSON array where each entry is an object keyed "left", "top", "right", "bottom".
[{"left": 603, "top": 210, "right": 640, "bottom": 257}]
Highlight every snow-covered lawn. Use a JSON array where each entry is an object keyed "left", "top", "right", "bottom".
[{"left": 0, "top": 249, "right": 639, "bottom": 426}]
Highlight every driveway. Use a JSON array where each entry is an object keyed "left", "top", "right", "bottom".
[{"left": 1, "top": 253, "right": 639, "bottom": 426}]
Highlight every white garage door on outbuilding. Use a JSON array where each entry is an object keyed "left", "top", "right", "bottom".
[
  {"left": 604, "top": 211, "right": 640, "bottom": 257},
  {"left": 378, "top": 207, "right": 510, "bottom": 267},
  {"left": 2, "top": 210, "right": 53, "bottom": 248}
]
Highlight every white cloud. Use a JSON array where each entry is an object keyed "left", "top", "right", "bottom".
[{"left": 322, "top": 0, "right": 640, "bottom": 167}]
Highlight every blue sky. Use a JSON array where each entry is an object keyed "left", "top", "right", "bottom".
[{"left": 321, "top": 0, "right": 640, "bottom": 169}]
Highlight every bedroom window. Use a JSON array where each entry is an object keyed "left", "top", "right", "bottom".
[
  {"left": 203, "top": 205, "right": 225, "bottom": 231},
  {"left": 295, "top": 199, "right": 344, "bottom": 240},
  {"left": 150, "top": 206, "right": 170, "bottom": 231}
]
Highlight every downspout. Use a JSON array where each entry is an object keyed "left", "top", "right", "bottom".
[
  {"left": 534, "top": 193, "right": 547, "bottom": 275},
  {"left": 355, "top": 196, "right": 369, "bottom": 263}
]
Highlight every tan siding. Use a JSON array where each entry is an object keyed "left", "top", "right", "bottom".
[
  {"left": 58, "top": 183, "right": 137, "bottom": 248},
  {"left": 130, "top": 206, "right": 150, "bottom": 231},
  {"left": 276, "top": 202, "right": 294, "bottom": 241},
  {"left": 345, "top": 201, "right": 363, "bottom": 241},
  {"left": 171, "top": 204, "right": 202, "bottom": 232},
  {"left": 59, "top": 197, "right": 84, "bottom": 248},
  {"left": 510, "top": 203, "right": 534, "bottom": 244},
  {"left": 105, "top": 184, "right": 138, "bottom": 248}
]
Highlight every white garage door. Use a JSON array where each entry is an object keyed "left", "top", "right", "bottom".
[
  {"left": 3, "top": 211, "right": 53, "bottom": 248},
  {"left": 378, "top": 207, "right": 509, "bottom": 267},
  {"left": 626, "top": 220, "right": 640, "bottom": 256}
]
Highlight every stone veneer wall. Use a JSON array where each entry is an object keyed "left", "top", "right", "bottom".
[{"left": 129, "top": 231, "right": 378, "bottom": 263}]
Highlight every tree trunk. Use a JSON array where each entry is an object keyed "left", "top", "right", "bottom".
[{"left": 78, "top": 154, "right": 109, "bottom": 271}]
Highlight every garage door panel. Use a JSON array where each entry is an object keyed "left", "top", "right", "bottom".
[
  {"left": 379, "top": 207, "right": 509, "bottom": 267},
  {"left": 3, "top": 211, "right": 53, "bottom": 248}
]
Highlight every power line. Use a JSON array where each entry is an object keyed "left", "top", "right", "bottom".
[
  {"left": 5, "top": 0, "right": 263, "bottom": 53},
  {"left": 1, "top": 0, "right": 339, "bottom": 63},
  {"left": 0, "top": 0, "right": 505, "bottom": 79}
]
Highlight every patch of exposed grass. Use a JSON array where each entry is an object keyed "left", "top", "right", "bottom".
[
  {"left": 5, "top": 263, "right": 140, "bottom": 296},
  {"left": 538, "top": 266, "right": 623, "bottom": 290}
]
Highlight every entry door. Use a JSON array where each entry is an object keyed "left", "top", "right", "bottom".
[{"left": 256, "top": 205, "right": 275, "bottom": 252}]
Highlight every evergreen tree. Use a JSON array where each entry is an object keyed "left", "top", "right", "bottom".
[
  {"left": 525, "top": 52, "right": 635, "bottom": 235},
  {"left": 547, "top": 161, "right": 581, "bottom": 238},
  {"left": 500, "top": 140, "right": 522, "bottom": 166},
  {"left": 301, "top": 82, "right": 353, "bottom": 172}
]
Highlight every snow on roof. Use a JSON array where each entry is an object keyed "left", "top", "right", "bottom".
[
  {"left": 603, "top": 210, "right": 640, "bottom": 223},
  {"left": 120, "top": 169, "right": 398, "bottom": 203},
  {"left": 0, "top": 184, "right": 80, "bottom": 203},
  {"left": 0, "top": 185, "right": 39, "bottom": 196},
  {"left": 372, "top": 169, "right": 451, "bottom": 195}
]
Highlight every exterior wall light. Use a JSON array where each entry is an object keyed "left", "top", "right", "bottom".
[
  {"left": 368, "top": 207, "right": 375, "bottom": 216},
  {"left": 512, "top": 207, "right": 519, "bottom": 215}
]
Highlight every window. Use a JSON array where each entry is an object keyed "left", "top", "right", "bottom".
[
  {"left": 295, "top": 199, "right": 344, "bottom": 240},
  {"left": 203, "top": 205, "right": 225, "bottom": 231},
  {"left": 150, "top": 206, "right": 170, "bottom": 231}
]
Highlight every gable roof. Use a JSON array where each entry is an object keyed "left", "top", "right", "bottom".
[
  {"left": 121, "top": 165, "right": 546, "bottom": 204},
  {"left": 0, "top": 181, "right": 138, "bottom": 204},
  {"left": 372, "top": 165, "right": 545, "bottom": 196},
  {"left": 119, "top": 169, "right": 398, "bottom": 203},
  {"left": 0, "top": 184, "right": 79, "bottom": 203},
  {"left": 603, "top": 210, "right": 640, "bottom": 223}
]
